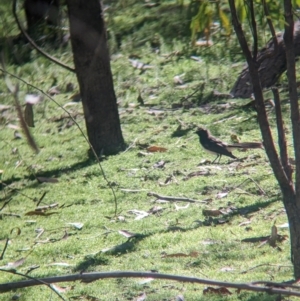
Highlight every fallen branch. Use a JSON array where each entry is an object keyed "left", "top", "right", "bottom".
[
  {"left": 147, "top": 192, "right": 206, "bottom": 203},
  {"left": 1, "top": 271, "right": 300, "bottom": 297},
  {"left": 0, "top": 269, "right": 66, "bottom": 300}
]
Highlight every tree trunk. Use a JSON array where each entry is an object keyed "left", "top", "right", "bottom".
[
  {"left": 283, "top": 190, "right": 300, "bottom": 279},
  {"left": 66, "top": 0, "right": 124, "bottom": 155},
  {"left": 229, "top": 0, "right": 300, "bottom": 279}
]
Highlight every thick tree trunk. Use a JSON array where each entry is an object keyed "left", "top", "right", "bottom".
[{"left": 66, "top": 0, "right": 124, "bottom": 155}]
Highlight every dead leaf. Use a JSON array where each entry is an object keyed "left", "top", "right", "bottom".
[
  {"left": 66, "top": 222, "right": 84, "bottom": 230},
  {"left": 2, "top": 257, "right": 26, "bottom": 270},
  {"left": 195, "top": 39, "right": 213, "bottom": 47},
  {"left": 174, "top": 74, "right": 185, "bottom": 85},
  {"left": 153, "top": 160, "right": 166, "bottom": 168},
  {"left": 203, "top": 209, "right": 222, "bottom": 217},
  {"left": 238, "top": 221, "right": 251, "bottom": 227},
  {"left": 36, "top": 203, "right": 59, "bottom": 211},
  {"left": 48, "top": 262, "right": 72, "bottom": 267},
  {"left": 203, "top": 286, "right": 232, "bottom": 295},
  {"left": 147, "top": 146, "right": 168, "bottom": 152},
  {"left": 48, "top": 86, "right": 60, "bottom": 95},
  {"left": 176, "top": 294, "right": 185, "bottom": 301},
  {"left": 137, "top": 151, "right": 152, "bottom": 157},
  {"left": 148, "top": 206, "right": 163, "bottom": 214},
  {"left": 175, "top": 203, "right": 190, "bottom": 210},
  {"left": 129, "top": 59, "right": 153, "bottom": 70},
  {"left": 128, "top": 210, "right": 149, "bottom": 220},
  {"left": 37, "top": 177, "right": 58, "bottom": 183},
  {"left": 52, "top": 284, "right": 71, "bottom": 293},
  {"left": 216, "top": 192, "right": 228, "bottom": 199},
  {"left": 118, "top": 230, "right": 137, "bottom": 238}
]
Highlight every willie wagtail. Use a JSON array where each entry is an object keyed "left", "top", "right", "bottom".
[{"left": 196, "top": 127, "right": 263, "bottom": 163}]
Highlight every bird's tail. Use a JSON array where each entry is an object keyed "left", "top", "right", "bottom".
[{"left": 227, "top": 142, "right": 263, "bottom": 149}]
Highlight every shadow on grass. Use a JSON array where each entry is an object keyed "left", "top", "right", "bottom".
[
  {"left": 73, "top": 235, "right": 150, "bottom": 272},
  {"left": 0, "top": 156, "right": 97, "bottom": 194},
  {"left": 161, "top": 197, "right": 278, "bottom": 235}
]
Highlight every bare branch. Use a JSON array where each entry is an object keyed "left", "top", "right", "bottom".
[
  {"left": 248, "top": 0, "right": 258, "bottom": 59},
  {"left": 147, "top": 192, "right": 206, "bottom": 203},
  {"left": 272, "top": 88, "right": 292, "bottom": 180},
  {"left": 1, "top": 271, "right": 300, "bottom": 297},
  {"left": 283, "top": 0, "right": 300, "bottom": 200},
  {"left": 262, "top": 0, "right": 278, "bottom": 52},
  {"left": 0, "top": 269, "right": 66, "bottom": 300}
]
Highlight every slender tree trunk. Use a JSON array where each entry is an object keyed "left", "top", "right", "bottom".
[
  {"left": 283, "top": 191, "right": 300, "bottom": 278},
  {"left": 66, "top": 0, "right": 124, "bottom": 155},
  {"left": 228, "top": 0, "right": 300, "bottom": 279}
]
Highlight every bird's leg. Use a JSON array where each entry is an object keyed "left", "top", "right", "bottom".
[{"left": 212, "top": 154, "right": 220, "bottom": 164}]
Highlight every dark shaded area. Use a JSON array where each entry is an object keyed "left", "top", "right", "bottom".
[
  {"left": 231, "top": 21, "right": 300, "bottom": 98},
  {"left": 24, "top": 0, "right": 60, "bottom": 34},
  {"left": 0, "top": 157, "right": 96, "bottom": 194},
  {"left": 73, "top": 253, "right": 109, "bottom": 272}
]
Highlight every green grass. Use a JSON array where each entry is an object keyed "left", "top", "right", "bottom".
[{"left": 0, "top": 0, "right": 299, "bottom": 300}]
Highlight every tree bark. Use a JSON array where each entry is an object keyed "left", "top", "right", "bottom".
[
  {"left": 283, "top": 191, "right": 300, "bottom": 279},
  {"left": 228, "top": 0, "right": 300, "bottom": 279},
  {"left": 66, "top": 0, "right": 124, "bottom": 155}
]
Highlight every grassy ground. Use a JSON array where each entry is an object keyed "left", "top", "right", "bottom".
[{"left": 0, "top": 1, "right": 298, "bottom": 300}]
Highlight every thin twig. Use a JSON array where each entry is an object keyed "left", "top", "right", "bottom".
[
  {"left": 233, "top": 177, "right": 266, "bottom": 195},
  {"left": 0, "top": 69, "right": 119, "bottom": 217},
  {"left": 12, "top": 0, "right": 75, "bottom": 73},
  {"left": 272, "top": 88, "right": 292, "bottom": 180},
  {"left": 1, "top": 271, "right": 300, "bottom": 297},
  {"left": 0, "top": 239, "right": 9, "bottom": 260},
  {"left": 248, "top": 0, "right": 258, "bottom": 59},
  {"left": 147, "top": 192, "right": 206, "bottom": 203},
  {"left": 262, "top": 0, "right": 278, "bottom": 52},
  {"left": 0, "top": 198, "right": 12, "bottom": 212},
  {"left": 240, "top": 263, "right": 292, "bottom": 274}
]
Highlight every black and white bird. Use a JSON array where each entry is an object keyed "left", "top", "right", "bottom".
[{"left": 195, "top": 127, "right": 263, "bottom": 163}]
